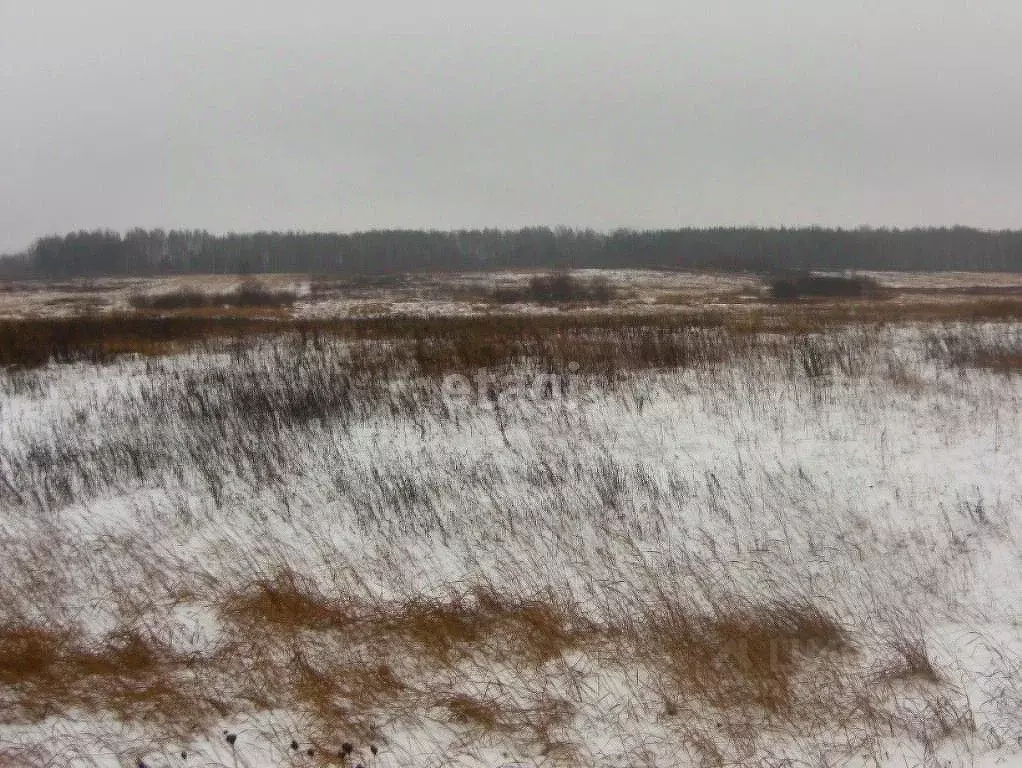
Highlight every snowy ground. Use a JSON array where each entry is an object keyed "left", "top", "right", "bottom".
[
  {"left": 0, "top": 269, "right": 762, "bottom": 319},
  {"left": 4, "top": 269, "right": 1019, "bottom": 319},
  {"left": 1, "top": 313, "right": 1020, "bottom": 767}
]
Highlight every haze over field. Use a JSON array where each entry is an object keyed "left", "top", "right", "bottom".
[{"left": 3, "top": 1, "right": 1022, "bottom": 253}]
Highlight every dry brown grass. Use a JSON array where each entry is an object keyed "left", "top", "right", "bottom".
[
  {"left": 2, "top": 294, "right": 1021, "bottom": 370},
  {"left": 954, "top": 349, "right": 1022, "bottom": 373},
  {"left": 214, "top": 574, "right": 865, "bottom": 735},
  {"left": 442, "top": 693, "right": 504, "bottom": 731},
  {"left": 639, "top": 599, "right": 852, "bottom": 718},
  {"left": 222, "top": 570, "right": 354, "bottom": 633},
  {"left": 222, "top": 575, "right": 593, "bottom": 667},
  {"left": 390, "top": 588, "right": 591, "bottom": 663},
  {"left": 0, "top": 315, "right": 282, "bottom": 367},
  {"left": 885, "top": 632, "right": 942, "bottom": 684},
  {"left": 0, "top": 623, "right": 207, "bottom": 728},
  {"left": 923, "top": 326, "right": 1022, "bottom": 374},
  {"left": 0, "top": 571, "right": 980, "bottom": 766}
]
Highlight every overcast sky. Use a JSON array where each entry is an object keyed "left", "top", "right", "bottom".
[{"left": 1, "top": 2, "right": 1021, "bottom": 252}]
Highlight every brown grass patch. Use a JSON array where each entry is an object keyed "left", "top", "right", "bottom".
[
  {"left": 222, "top": 583, "right": 855, "bottom": 727},
  {"left": 0, "top": 315, "right": 281, "bottom": 367},
  {"left": 0, "top": 625, "right": 67, "bottom": 688},
  {"left": 0, "top": 583, "right": 970, "bottom": 765},
  {"left": 443, "top": 693, "right": 504, "bottom": 730},
  {"left": 391, "top": 588, "right": 589, "bottom": 662},
  {"left": 644, "top": 599, "right": 852, "bottom": 716},
  {"left": 222, "top": 570, "right": 354, "bottom": 633},
  {"left": 3, "top": 295, "right": 1022, "bottom": 371},
  {"left": 211, "top": 576, "right": 601, "bottom": 740},
  {"left": 222, "top": 575, "right": 593, "bottom": 666},
  {"left": 0, "top": 623, "right": 206, "bottom": 727}
]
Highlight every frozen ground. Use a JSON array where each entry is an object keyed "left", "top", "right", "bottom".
[
  {"left": 0, "top": 317, "right": 1020, "bottom": 767},
  {"left": 0, "top": 270, "right": 760, "bottom": 319},
  {"left": 3, "top": 269, "right": 1020, "bottom": 319}
]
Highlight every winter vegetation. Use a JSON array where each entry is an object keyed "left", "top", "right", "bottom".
[
  {"left": 128, "top": 281, "right": 298, "bottom": 311},
  {"left": 490, "top": 272, "right": 615, "bottom": 305},
  {"left": 769, "top": 273, "right": 882, "bottom": 301},
  {"left": 0, "top": 268, "right": 1020, "bottom": 767}
]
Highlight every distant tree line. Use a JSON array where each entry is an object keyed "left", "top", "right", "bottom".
[{"left": 2, "top": 226, "right": 1021, "bottom": 278}]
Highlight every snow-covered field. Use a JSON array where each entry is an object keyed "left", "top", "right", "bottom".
[
  {"left": 1, "top": 309, "right": 1020, "bottom": 767},
  {"left": 0, "top": 270, "right": 762, "bottom": 319},
  {"left": 5, "top": 269, "right": 1019, "bottom": 320}
]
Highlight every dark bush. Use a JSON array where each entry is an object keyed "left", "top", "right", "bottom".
[
  {"left": 231, "top": 281, "right": 297, "bottom": 307},
  {"left": 130, "top": 289, "right": 210, "bottom": 310},
  {"left": 492, "top": 272, "right": 615, "bottom": 305},
  {"left": 130, "top": 281, "right": 296, "bottom": 310},
  {"left": 770, "top": 273, "right": 880, "bottom": 301}
]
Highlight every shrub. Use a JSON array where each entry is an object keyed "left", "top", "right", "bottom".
[
  {"left": 770, "top": 272, "right": 880, "bottom": 300},
  {"left": 492, "top": 272, "right": 615, "bottom": 305},
  {"left": 230, "top": 281, "right": 296, "bottom": 307},
  {"left": 129, "top": 280, "right": 296, "bottom": 310},
  {"left": 129, "top": 289, "right": 210, "bottom": 310}
]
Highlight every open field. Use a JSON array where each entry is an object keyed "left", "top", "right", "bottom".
[
  {"left": 3, "top": 269, "right": 1022, "bottom": 320},
  {"left": 1, "top": 271, "right": 1021, "bottom": 767}
]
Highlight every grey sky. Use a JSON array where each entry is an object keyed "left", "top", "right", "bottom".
[{"left": 1, "top": 1, "right": 1021, "bottom": 252}]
